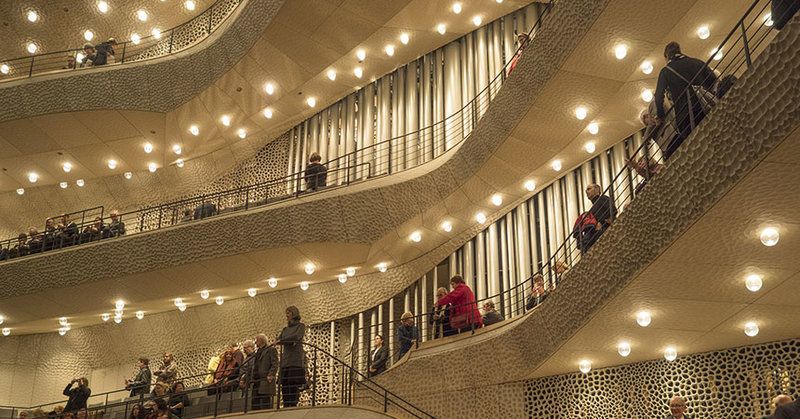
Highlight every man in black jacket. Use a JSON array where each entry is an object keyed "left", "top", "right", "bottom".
[
  {"left": 125, "top": 358, "right": 152, "bottom": 397},
  {"left": 774, "top": 396, "right": 800, "bottom": 419},
  {"left": 654, "top": 42, "right": 717, "bottom": 160},
  {"left": 63, "top": 378, "right": 91, "bottom": 413},
  {"left": 304, "top": 152, "right": 327, "bottom": 191},
  {"left": 587, "top": 183, "right": 616, "bottom": 231}
]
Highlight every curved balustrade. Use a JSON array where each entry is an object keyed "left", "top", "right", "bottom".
[
  {"left": 0, "top": 0, "right": 241, "bottom": 82},
  {"left": 345, "top": 0, "right": 780, "bottom": 370}
]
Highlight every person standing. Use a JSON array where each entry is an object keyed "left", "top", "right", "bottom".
[
  {"left": 252, "top": 334, "right": 278, "bottom": 410},
  {"left": 429, "top": 287, "right": 454, "bottom": 339},
  {"left": 275, "top": 306, "right": 306, "bottom": 407},
  {"left": 153, "top": 353, "right": 178, "bottom": 386},
  {"left": 436, "top": 275, "right": 483, "bottom": 333},
  {"left": 304, "top": 152, "right": 328, "bottom": 191},
  {"left": 396, "top": 312, "right": 420, "bottom": 360},
  {"left": 63, "top": 378, "right": 91, "bottom": 413},
  {"left": 664, "top": 396, "right": 692, "bottom": 419},
  {"left": 368, "top": 335, "right": 389, "bottom": 377},
  {"left": 125, "top": 358, "right": 151, "bottom": 397}
]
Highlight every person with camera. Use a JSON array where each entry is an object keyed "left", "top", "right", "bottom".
[{"left": 63, "top": 378, "right": 91, "bottom": 413}]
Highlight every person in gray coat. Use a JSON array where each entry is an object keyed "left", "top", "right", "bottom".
[
  {"left": 252, "top": 334, "right": 278, "bottom": 410},
  {"left": 274, "top": 306, "right": 305, "bottom": 408}
]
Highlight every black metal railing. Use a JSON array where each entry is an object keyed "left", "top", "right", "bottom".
[
  {"left": 347, "top": 0, "right": 782, "bottom": 369},
  {"left": 0, "top": 0, "right": 241, "bottom": 82},
  {"left": 0, "top": 342, "right": 433, "bottom": 419}
]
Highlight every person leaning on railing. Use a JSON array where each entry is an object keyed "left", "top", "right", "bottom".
[
  {"left": 397, "top": 312, "right": 420, "bottom": 360},
  {"left": 435, "top": 275, "right": 483, "bottom": 334},
  {"left": 429, "top": 287, "right": 455, "bottom": 339},
  {"left": 273, "top": 305, "right": 306, "bottom": 408},
  {"left": 7, "top": 233, "right": 29, "bottom": 259},
  {"left": 167, "top": 382, "right": 191, "bottom": 418}
]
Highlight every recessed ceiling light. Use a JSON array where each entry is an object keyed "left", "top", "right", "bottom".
[
  {"left": 27, "top": 10, "right": 38, "bottom": 22},
  {"left": 614, "top": 44, "right": 627, "bottom": 59},
  {"left": 221, "top": 115, "right": 231, "bottom": 126},
  {"left": 641, "top": 89, "right": 653, "bottom": 102},
  {"left": 441, "top": 221, "right": 452, "bottom": 232},
  {"left": 764, "top": 13, "right": 774, "bottom": 27},
  {"left": 144, "top": 142, "right": 153, "bottom": 153},
  {"left": 59, "top": 327, "right": 68, "bottom": 336},
  {"left": 575, "top": 106, "right": 587, "bottom": 120},
  {"left": 27, "top": 43, "right": 38, "bottom": 54},
  {"left": 237, "top": 129, "right": 246, "bottom": 139},
  {"left": 346, "top": 267, "right": 356, "bottom": 277},
  {"left": 59, "top": 317, "right": 68, "bottom": 326},
  {"left": 28, "top": 173, "right": 38, "bottom": 183},
  {"left": 268, "top": 277, "right": 278, "bottom": 288},
  {"left": 711, "top": 47, "right": 723, "bottom": 61},
  {"left": 1, "top": 64, "right": 9, "bottom": 74},
  {"left": 641, "top": 61, "right": 653, "bottom": 74},
  {"left": 584, "top": 142, "right": 596, "bottom": 153},
  {"left": 588, "top": 122, "right": 599, "bottom": 135},
  {"left": 0, "top": 315, "right": 4, "bottom": 325},
  {"left": 452, "top": 2, "right": 462, "bottom": 14},
  {"left": 327, "top": 69, "right": 336, "bottom": 81},
  {"left": 760, "top": 227, "right": 779, "bottom": 246},
  {"left": 84, "top": 30, "right": 94, "bottom": 41},
  {"left": 636, "top": 311, "right": 651, "bottom": 327},
  {"left": 176, "top": 158, "right": 184, "bottom": 168},
  {"left": 124, "top": 171, "right": 132, "bottom": 179},
  {"left": 338, "top": 273, "right": 348, "bottom": 284},
  {"left": 265, "top": 83, "right": 275, "bottom": 95},
  {"left": 1, "top": 328, "right": 9, "bottom": 336},
  {"left": 177, "top": 304, "right": 186, "bottom": 312},
  {"left": 59, "top": 182, "right": 68, "bottom": 189},
  {"left": 137, "top": 9, "right": 148, "bottom": 21},
  {"left": 185, "top": 0, "right": 196, "bottom": 11},
  {"left": 77, "top": 52, "right": 85, "bottom": 62},
  {"left": 745, "top": 274, "right": 763, "bottom": 292},
  {"left": 307, "top": 97, "right": 316, "bottom": 107},
  {"left": 744, "top": 321, "right": 759, "bottom": 337},
  {"left": 551, "top": 160, "right": 562, "bottom": 171},
  {"left": 101, "top": 313, "right": 110, "bottom": 322},
  {"left": 215, "top": 296, "right": 224, "bottom": 305},
  {"left": 148, "top": 162, "right": 157, "bottom": 173},
  {"left": 437, "top": 24, "right": 446, "bottom": 35},
  {"left": 357, "top": 49, "right": 366, "bottom": 61},
  {"left": 354, "top": 67, "right": 363, "bottom": 78},
  {"left": 136, "top": 311, "right": 144, "bottom": 319},
  {"left": 263, "top": 108, "right": 274, "bottom": 119},
  {"left": 578, "top": 360, "right": 591, "bottom": 374},
  {"left": 16, "top": 188, "right": 24, "bottom": 195},
  {"left": 131, "top": 33, "right": 141, "bottom": 44},
  {"left": 62, "top": 162, "right": 72, "bottom": 173},
  {"left": 617, "top": 342, "right": 631, "bottom": 357},
  {"left": 76, "top": 179, "right": 84, "bottom": 187},
  {"left": 189, "top": 125, "right": 199, "bottom": 135},
  {"left": 385, "top": 45, "right": 395, "bottom": 56},
  {"left": 472, "top": 16, "right": 482, "bottom": 26},
  {"left": 115, "top": 300, "right": 125, "bottom": 310},
  {"left": 200, "top": 290, "right": 209, "bottom": 299},
  {"left": 300, "top": 281, "right": 309, "bottom": 291},
  {"left": 496, "top": 0, "right": 503, "bottom": 3},
  {"left": 152, "top": 28, "right": 161, "bottom": 39},
  {"left": 172, "top": 145, "right": 182, "bottom": 155},
  {"left": 248, "top": 288, "right": 257, "bottom": 297},
  {"left": 476, "top": 212, "right": 487, "bottom": 224},
  {"left": 491, "top": 194, "right": 502, "bottom": 206},
  {"left": 697, "top": 25, "right": 710, "bottom": 39},
  {"left": 377, "top": 263, "right": 388, "bottom": 272},
  {"left": 174, "top": 298, "right": 184, "bottom": 306},
  {"left": 98, "top": 1, "right": 109, "bottom": 13},
  {"left": 304, "top": 263, "right": 316, "bottom": 275},
  {"left": 524, "top": 180, "right": 535, "bottom": 191},
  {"left": 400, "top": 33, "right": 409, "bottom": 45},
  {"left": 410, "top": 231, "right": 422, "bottom": 242},
  {"left": 664, "top": 347, "right": 678, "bottom": 361}
]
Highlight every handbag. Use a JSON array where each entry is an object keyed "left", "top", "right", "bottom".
[{"left": 450, "top": 312, "right": 470, "bottom": 330}]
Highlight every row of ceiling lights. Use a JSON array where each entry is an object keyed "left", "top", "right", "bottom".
[{"left": 576, "top": 226, "right": 780, "bottom": 373}]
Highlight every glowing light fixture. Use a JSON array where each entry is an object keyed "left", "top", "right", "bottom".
[
  {"left": 124, "top": 172, "right": 132, "bottom": 179},
  {"left": 697, "top": 26, "right": 710, "bottom": 39},
  {"left": 636, "top": 311, "right": 652, "bottom": 327},
  {"left": 200, "top": 290, "right": 209, "bottom": 299},
  {"left": 28, "top": 173, "right": 39, "bottom": 183},
  {"left": 327, "top": 69, "right": 336, "bottom": 81},
  {"left": 551, "top": 160, "right": 562, "bottom": 171},
  {"left": 305, "top": 263, "right": 316, "bottom": 275},
  {"left": 59, "top": 182, "right": 68, "bottom": 189},
  {"left": 1, "top": 64, "right": 9, "bottom": 74},
  {"left": 584, "top": 142, "right": 596, "bottom": 153},
  {"left": 268, "top": 277, "right": 278, "bottom": 288},
  {"left": 76, "top": 179, "right": 84, "bottom": 187},
  {"left": 441, "top": 221, "right": 452, "bottom": 232},
  {"left": 189, "top": 125, "right": 199, "bottom": 136},
  {"left": 17, "top": 188, "right": 24, "bottom": 195},
  {"left": 476, "top": 212, "right": 487, "bottom": 224},
  {"left": 745, "top": 274, "right": 763, "bottom": 292},
  {"left": 437, "top": 24, "right": 446, "bottom": 35},
  {"left": 400, "top": 33, "right": 409, "bottom": 45},
  {"left": 300, "top": 281, "right": 309, "bottom": 291},
  {"left": 491, "top": 194, "right": 502, "bottom": 206},
  {"left": 27, "top": 10, "right": 38, "bottom": 22},
  {"left": 410, "top": 231, "right": 422, "bottom": 242},
  {"left": 177, "top": 304, "right": 186, "bottom": 312},
  {"left": 338, "top": 274, "right": 347, "bottom": 284},
  {"left": 641, "top": 89, "right": 653, "bottom": 102},
  {"left": 84, "top": 30, "right": 94, "bottom": 41},
  {"left": 59, "top": 327, "right": 68, "bottom": 336},
  {"left": 307, "top": 97, "right": 316, "bottom": 107},
  {"left": 472, "top": 16, "right": 482, "bottom": 26},
  {"left": 0, "top": 315, "right": 3, "bottom": 325},
  {"left": 238, "top": 129, "right": 246, "bottom": 139},
  {"left": 1, "top": 328, "right": 9, "bottom": 336},
  {"left": 356, "top": 49, "right": 366, "bottom": 61},
  {"left": 221, "top": 115, "right": 231, "bottom": 126},
  {"left": 578, "top": 360, "right": 591, "bottom": 374},
  {"left": 664, "top": 347, "right": 678, "bottom": 361},
  {"left": 101, "top": 313, "right": 110, "bottom": 322},
  {"left": 377, "top": 263, "right": 388, "bottom": 273},
  {"left": 98, "top": 1, "right": 109, "bottom": 13},
  {"left": 148, "top": 162, "right": 157, "bottom": 173},
  {"left": 115, "top": 300, "right": 125, "bottom": 310},
  {"left": 137, "top": 9, "right": 148, "bottom": 21},
  {"left": 131, "top": 33, "right": 141, "bottom": 44},
  {"left": 452, "top": 2, "right": 462, "bottom": 14},
  {"left": 385, "top": 45, "right": 395, "bottom": 56},
  {"left": 346, "top": 267, "right": 356, "bottom": 277},
  {"left": 711, "top": 47, "right": 723, "bottom": 61},
  {"left": 107, "top": 159, "right": 118, "bottom": 170},
  {"left": 136, "top": 311, "right": 144, "bottom": 320},
  {"left": 764, "top": 13, "right": 774, "bottom": 27},
  {"left": 59, "top": 317, "right": 68, "bottom": 326},
  {"left": 27, "top": 43, "right": 38, "bottom": 54},
  {"left": 185, "top": 0, "right": 196, "bottom": 11},
  {"left": 744, "top": 321, "right": 759, "bottom": 337},
  {"left": 617, "top": 342, "right": 631, "bottom": 357},
  {"left": 760, "top": 227, "right": 779, "bottom": 246},
  {"left": 263, "top": 108, "right": 273, "bottom": 119},
  {"left": 265, "top": 83, "right": 275, "bottom": 95},
  {"left": 174, "top": 298, "right": 183, "bottom": 306},
  {"left": 524, "top": 180, "right": 536, "bottom": 192},
  {"left": 248, "top": 288, "right": 257, "bottom": 297},
  {"left": 641, "top": 61, "right": 653, "bottom": 74},
  {"left": 354, "top": 67, "right": 363, "bottom": 78},
  {"left": 575, "top": 107, "right": 587, "bottom": 120},
  {"left": 172, "top": 145, "right": 182, "bottom": 155},
  {"left": 587, "top": 122, "right": 599, "bottom": 135},
  {"left": 114, "top": 314, "right": 123, "bottom": 323},
  {"left": 152, "top": 29, "right": 162, "bottom": 39},
  {"left": 614, "top": 44, "right": 627, "bottom": 59},
  {"left": 63, "top": 162, "right": 72, "bottom": 173},
  {"left": 144, "top": 142, "right": 153, "bottom": 153},
  {"left": 215, "top": 296, "right": 224, "bottom": 305}
]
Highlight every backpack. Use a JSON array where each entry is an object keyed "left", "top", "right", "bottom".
[{"left": 665, "top": 65, "right": 717, "bottom": 114}]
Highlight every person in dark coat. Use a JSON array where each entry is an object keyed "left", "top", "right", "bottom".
[
  {"left": 93, "top": 38, "right": 117, "bottom": 65},
  {"left": 428, "top": 287, "right": 454, "bottom": 339},
  {"left": 772, "top": 0, "right": 800, "bottom": 30},
  {"left": 368, "top": 334, "right": 389, "bottom": 377},
  {"left": 304, "top": 152, "right": 328, "bottom": 191},
  {"left": 63, "top": 378, "right": 91, "bottom": 413},
  {"left": 774, "top": 396, "right": 800, "bottom": 419},
  {"left": 274, "top": 306, "right": 306, "bottom": 407},
  {"left": 126, "top": 358, "right": 152, "bottom": 397},
  {"left": 193, "top": 202, "right": 217, "bottom": 220},
  {"left": 167, "top": 382, "right": 190, "bottom": 418},
  {"left": 397, "top": 312, "right": 420, "bottom": 360},
  {"left": 654, "top": 42, "right": 717, "bottom": 160},
  {"left": 252, "top": 334, "right": 278, "bottom": 410},
  {"left": 481, "top": 301, "right": 504, "bottom": 326},
  {"left": 525, "top": 274, "right": 550, "bottom": 310}
]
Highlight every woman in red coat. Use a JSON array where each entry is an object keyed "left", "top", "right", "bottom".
[{"left": 436, "top": 275, "right": 483, "bottom": 333}]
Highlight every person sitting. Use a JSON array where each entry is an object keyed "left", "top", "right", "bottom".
[
  {"left": 7, "top": 233, "right": 29, "bottom": 259},
  {"left": 304, "top": 152, "right": 328, "bottom": 191},
  {"left": 145, "top": 382, "right": 170, "bottom": 411},
  {"left": 436, "top": 274, "right": 483, "bottom": 334},
  {"left": 26, "top": 228, "right": 43, "bottom": 254},
  {"left": 63, "top": 378, "right": 91, "bottom": 413},
  {"left": 80, "top": 45, "right": 96, "bottom": 67},
  {"left": 209, "top": 350, "right": 239, "bottom": 395},
  {"left": 106, "top": 210, "right": 126, "bottom": 237},
  {"left": 63, "top": 55, "right": 76, "bottom": 70},
  {"left": 525, "top": 274, "right": 552, "bottom": 310},
  {"left": 396, "top": 312, "right": 419, "bottom": 360},
  {"left": 368, "top": 334, "right": 389, "bottom": 377},
  {"left": 167, "top": 382, "right": 190, "bottom": 418},
  {"left": 32, "top": 409, "right": 46, "bottom": 418},
  {"left": 145, "top": 398, "right": 168, "bottom": 419},
  {"left": 80, "top": 217, "right": 104, "bottom": 243},
  {"left": 43, "top": 218, "right": 57, "bottom": 251},
  {"left": 508, "top": 32, "right": 531, "bottom": 75},
  {"left": 481, "top": 300, "right": 504, "bottom": 326},
  {"left": 127, "top": 404, "right": 144, "bottom": 419},
  {"left": 180, "top": 209, "right": 193, "bottom": 223},
  {"left": 55, "top": 213, "right": 78, "bottom": 248},
  {"left": 428, "top": 287, "right": 454, "bottom": 339},
  {"left": 125, "top": 358, "right": 151, "bottom": 397},
  {"left": 47, "top": 406, "right": 64, "bottom": 419}
]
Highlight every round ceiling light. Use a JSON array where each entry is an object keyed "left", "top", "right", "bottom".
[
  {"left": 304, "top": 263, "right": 316, "bottom": 275},
  {"left": 144, "top": 142, "right": 153, "bottom": 153},
  {"left": 2, "top": 328, "right": 10, "bottom": 336},
  {"left": 377, "top": 263, "right": 388, "bottom": 273},
  {"left": 124, "top": 172, "right": 132, "bottom": 179},
  {"left": 551, "top": 160, "right": 562, "bottom": 171},
  {"left": 58, "top": 317, "right": 68, "bottom": 326},
  {"left": 664, "top": 347, "right": 678, "bottom": 361},
  {"left": 760, "top": 227, "right": 779, "bottom": 246},
  {"left": 476, "top": 212, "right": 487, "bottom": 224},
  {"left": 300, "top": 281, "right": 309, "bottom": 291},
  {"left": 189, "top": 125, "right": 199, "bottom": 136},
  {"left": 200, "top": 290, "right": 209, "bottom": 299},
  {"left": 27, "top": 10, "right": 39, "bottom": 22},
  {"left": 410, "top": 231, "right": 422, "bottom": 242},
  {"left": 697, "top": 26, "right": 710, "bottom": 39},
  {"left": 437, "top": 24, "right": 446, "bottom": 35},
  {"left": 248, "top": 288, "right": 257, "bottom": 297},
  {"left": 215, "top": 296, "right": 224, "bottom": 305},
  {"left": 346, "top": 267, "right": 356, "bottom": 277},
  {"left": 152, "top": 29, "right": 162, "bottom": 39},
  {"left": 59, "top": 327, "right": 68, "bottom": 336},
  {"left": 354, "top": 67, "right": 363, "bottom": 78},
  {"left": 131, "top": 33, "right": 141, "bottom": 45},
  {"left": 578, "top": 360, "right": 591, "bottom": 374},
  {"left": 185, "top": 0, "right": 196, "bottom": 11},
  {"left": 338, "top": 274, "right": 347, "bottom": 284},
  {"left": 101, "top": 313, "right": 110, "bottom": 322},
  {"left": 76, "top": 179, "right": 84, "bottom": 187},
  {"left": 137, "top": 10, "right": 148, "bottom": 21},
  {"left": 268, "top": 277, "right": 278, "bottom": 288},
  {"left": 177, "top": 304, "right": 186, "bottom": 312},
  {"left": 764, "top": 13, "right": 774, "bottom": 27},
  {"left": 63, "top": 162, "right": 72, "bottom": 173},
  {"left": 107, "top": 159, "right": 117, "bottom": 169},
  {"left": 1, "top": 64, "right": 9, "bottom": 74},
  {"left": 136, "top": 311, "right": 144, "bottom": 319},
  {"left": 174, "top": 298, "right": 183, "bottom": 306},
  {"left": 221, "top": 115, "right": 231, "bottom": 126},
  {"left": 98, "top": 1, "right": 109, "bottom": 13},
  {"left": 148, "top": 162, "right": 157, "bottom": 173},
  {"left": 641, "top": 89, "right": 653, "bottom": 102},
  {"left": 472, "top": 16, "right": 482, "bottom": 26},
  {"left": 575, "top": 107, "right": 587, "bottom": 120},
  {"left": 27, "top": 43, "right": 38, "bottom": 54},
  {"left": 636, "top": 310, "right": 651, "bottom": 327},
  {"left": 745, "top": 274, "right": 763, "bottom": 292},
  {"left": 16, "top": 188, "right": 25, "bottom": 195},
  {"left": 176, "top": 158, "right": 184, "bottom": 167},
  {"left": 265, "top": 83, "right": 275, "bottom": 95},
  {"left": 400, "top": 33, "right": 409, "bottom": 45},
  {"left": 238, "top": 129, "right": 246, "bottom": 139},
  {"left": 84, "top": 30, "right": 94, "bottom": 41},
  {"left": 711, "top": 47, "right": 723, "bottom": 61},
  {"left": 263, "top": 108, "right": 273, "bottom": 119},
  {"left": 356, "top": 49, "right": 366, "bottom": 61},
  {"left": 385, "top": 45, "right": 395, "bottom": 56},
  {"left": 59, "top": 182, "right": 68, "bottom": 189},
  {"left": 28, "top": 173, "right": 38, "bottom": 183},
  {"left": 452, "top": 2, "right": 462, "bottom": 14},
  {"left": 327, "top": 69, "right": 336, "bottom": 81},
  {"left": 172, "top": 145, "right": 182, "bottom": 155},
  {"left": 744, "top": 321, "right": 759, "bottom": 337},
  {"left": 617, "top": 342, "right": 631, "bottom": 357},
  {"left": 441, "top": 221, "right": 452, "bottom": 232},
  {"left": 587, "top": 122, "right": 599, "bottom": 135},
  {"left": 524, "top": 180, "right": 536, "bottom": 191},
  {"left": 307, "top": 97, "right": 316, "bottom": 107},
  {"left": 491, "top": 194, "right": 502, "bottom": 206},
  {"left": 641, "top": 61, "right": 653, "bottom": 74},
  {"left": 115, "top": 300, "right": 125, "bottom": 310},
  {"left": 584, "top": 142, "right": 596, "bottom": 153},
  {"left": 614, "top": 44, "right": 627, "bottom": 59}
]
